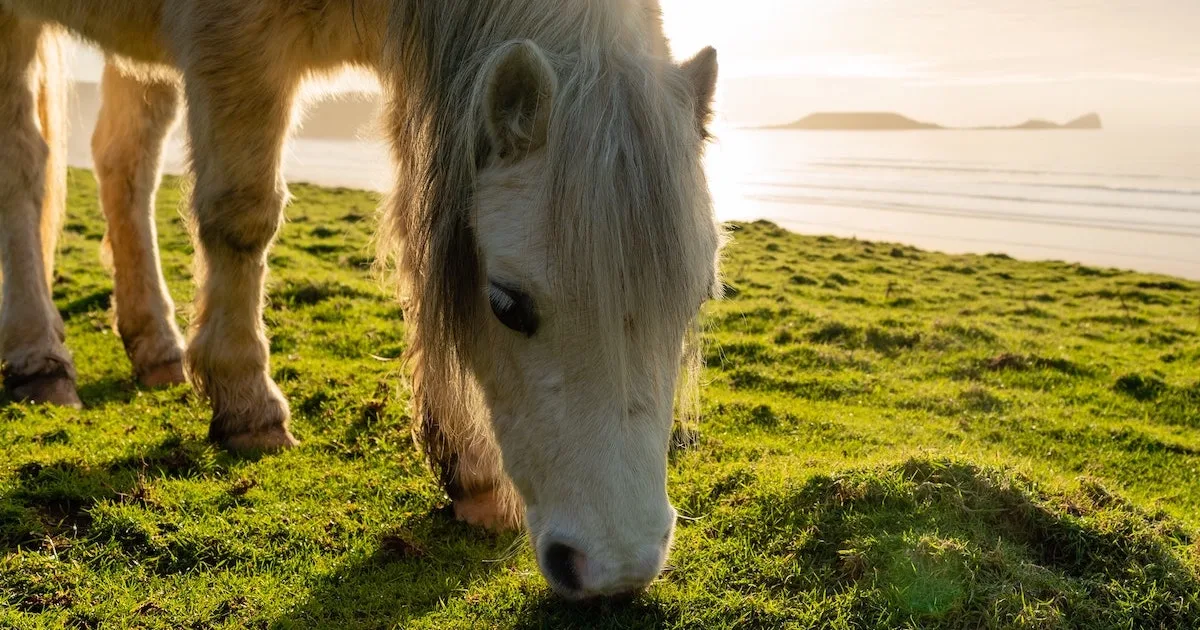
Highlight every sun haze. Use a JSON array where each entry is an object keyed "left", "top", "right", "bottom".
[
  {"left": 66, "top": 1, "right": 1198, "bottom": 128},
  {"left": 658, "top": 0, "right": 1200, "bottom": 128}
]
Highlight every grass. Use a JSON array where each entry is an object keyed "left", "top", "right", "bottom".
[{"left": 2, "top": 170, "right": 1199, "bottom": 628}]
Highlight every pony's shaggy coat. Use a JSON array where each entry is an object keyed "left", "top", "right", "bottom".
[{"left": 0, "top": 0, "right": 720, "bottom": 597}]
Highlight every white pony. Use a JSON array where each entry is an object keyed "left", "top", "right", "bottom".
[{"left": 0, "top": 0, "right": 721, "bottom": 598}]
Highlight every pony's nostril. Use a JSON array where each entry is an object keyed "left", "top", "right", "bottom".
[{"left": 544, "top": 542, "right": 582, "bottom": 592}]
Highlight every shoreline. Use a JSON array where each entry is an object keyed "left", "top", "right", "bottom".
[{"left": 734, "top": 212, "right": 1200, "bottom": 282}]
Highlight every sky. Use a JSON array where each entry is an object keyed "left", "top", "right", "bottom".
[
  {"left": 67, "top": 0, "right": 1200, "bottom": 128},
  {"left": 658, "top": 0, "right": 1200, "bottom": 128}
]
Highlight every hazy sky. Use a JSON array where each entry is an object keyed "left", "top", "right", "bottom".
[
  {"left": 68, "top": 0, "right": 1200, "bottom": 127},
  {"left": 659, "top": 0, "right": 1200, "bottom": 127}
]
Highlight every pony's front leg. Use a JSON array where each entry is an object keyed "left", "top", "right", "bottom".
[
  {"left": 92, "top": 62, "right": 186, "bottom": 388},
  {"left": 182, "top": 69, "right": 299, "bottom": 451},
  {"left": 415, "top": 368, "right": 521, "bottom": 531},
  {"left": 0, "top": 15, "right": 77, "bottom": 407}
]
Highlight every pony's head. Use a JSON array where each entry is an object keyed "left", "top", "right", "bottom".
[
  {"left": 470, "top": 40, "right": 719, "bottom": 599},
  {"left": 383, "top": 13, "right": 720, "bottom": 599}
]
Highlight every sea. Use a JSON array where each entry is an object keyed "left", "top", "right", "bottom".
[
  {"left": 707, "top": 127, "right": 1200, "bottom": 280},
  {"left": 65, "top": 96, "right": 1200, "bottom": 280}
]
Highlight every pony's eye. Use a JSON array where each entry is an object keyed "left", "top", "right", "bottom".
[{"left": 488, "top": 282, "right": 539, "bottom": 337}]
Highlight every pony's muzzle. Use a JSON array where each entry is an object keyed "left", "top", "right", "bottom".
[
  {"left": 543, "top": 541, "right": 585, "bottom": 593},
  {"left": 537, "top": 532, "right": 671, "bottom": 600}
]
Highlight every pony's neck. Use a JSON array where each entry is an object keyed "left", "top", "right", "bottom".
[{"left": 331, "top": 0, "right": 392, "bottom": 70}]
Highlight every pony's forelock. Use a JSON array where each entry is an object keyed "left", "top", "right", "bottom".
[{"left": 544, "top": 49, "right": 715, "bottom": 407}]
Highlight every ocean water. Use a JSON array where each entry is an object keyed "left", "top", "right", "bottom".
[
  {"left": 706, "top": 128, "right": 1200, "bottom": 279},
  {"left": 67, "top": 124, "right": 1200, "bottom": 280}
]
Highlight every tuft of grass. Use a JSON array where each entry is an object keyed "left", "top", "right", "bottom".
[
  {"left": 1113, "top": 373, "right": 1169, "bottom": 402},
  {"left": 1, "top": 173, "right": 1199, "bottom": 628}
]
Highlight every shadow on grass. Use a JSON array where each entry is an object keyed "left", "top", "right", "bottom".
[
  {"left": 58, "top": 288, "right": 112, "bottom": 321},
  {"left": 0, "top": 435, "right": 219, "bottom": 554},
  {"left": 505, "top": 595, "right": 680, "bottom": 629},
  {"left": 274, "top": 514, "right": 684, "bottom": 629},
  {"left": 0, "top": 373, "right": 170, "bottom": 410},
  {"left": 272, "top": 509, "right": 520, "bottom": 628},
  {"left": 74, "top": 375, "right": 144, "bottom": 408},
  {"left": 698, "top": 458, "right": 1200, "bottom": 627}
]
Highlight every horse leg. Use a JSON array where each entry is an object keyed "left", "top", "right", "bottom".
[
  {"left": 182, "top": 64, "right": 299, "bottom": 452},
  {"left": 414, "top": 363, "right": 521, "bottom": 531},
  {"left": 92, "top": 62, "right": 186, "bottom": 388},
  {"left": 0, "top": 14, "right": 77, "bottom": 407}
]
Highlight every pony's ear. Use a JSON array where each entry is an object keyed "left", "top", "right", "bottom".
[
  {"left": 481, "top": 40, "right": 557, "bottom": 160},
  {"left": 680, "top": 46, "right": 719, "bottom": 136}
]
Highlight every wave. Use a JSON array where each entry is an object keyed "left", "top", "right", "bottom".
[
  {"left": 755, "top": 217, "right": 1200, "bottom": 268},
  {"left": 814, "top": 156, "right": 1200, "bottom": 182},
  {"left": 745, "top": 193, "right": 1200, "bottom": 238},
  {"left": 1009, "top": 181, "right": 1200, "bottom": 197},
  {"left": 742, "top": 181, "right": 1200, "bottom": 215},
  {"left": 805, "top": 161, "right": 1200, "bottom": 192}
]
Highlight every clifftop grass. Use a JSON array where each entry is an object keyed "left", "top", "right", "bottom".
[{"left": 2, "top": 171, "right": 1199, "bottom": 628}]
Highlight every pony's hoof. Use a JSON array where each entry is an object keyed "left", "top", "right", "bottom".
[
  {"left": 5, "top": 370, "right": 82, "bottom": 409},
  {"left": 137, "top": 360, "right": 187, "bottom": 389},
  {"left": 214, "top": 424, "right": 299, "bottom": 453},
  {"left": 454, "top": 489, "right": 520, "bottom": 532},
  {"left": 207, "top": 392, "right": 296, "bottom": 454}
]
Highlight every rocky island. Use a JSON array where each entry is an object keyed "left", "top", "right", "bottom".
[{"left": 768, "top": 111, "right": 1103, "bottom": 131}]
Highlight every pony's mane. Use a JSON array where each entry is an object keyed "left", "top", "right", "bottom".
[{"left": 378, "top": 0, "right": 714, "bottom": 439}]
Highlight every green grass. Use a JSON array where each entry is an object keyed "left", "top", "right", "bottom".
[{"left": 3, "top": 170, "right": 1200, "bottom": 628}]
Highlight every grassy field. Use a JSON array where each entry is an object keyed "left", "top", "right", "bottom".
[{"left": 2, "top": 170, "right": 1199, "bottom": 629}]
